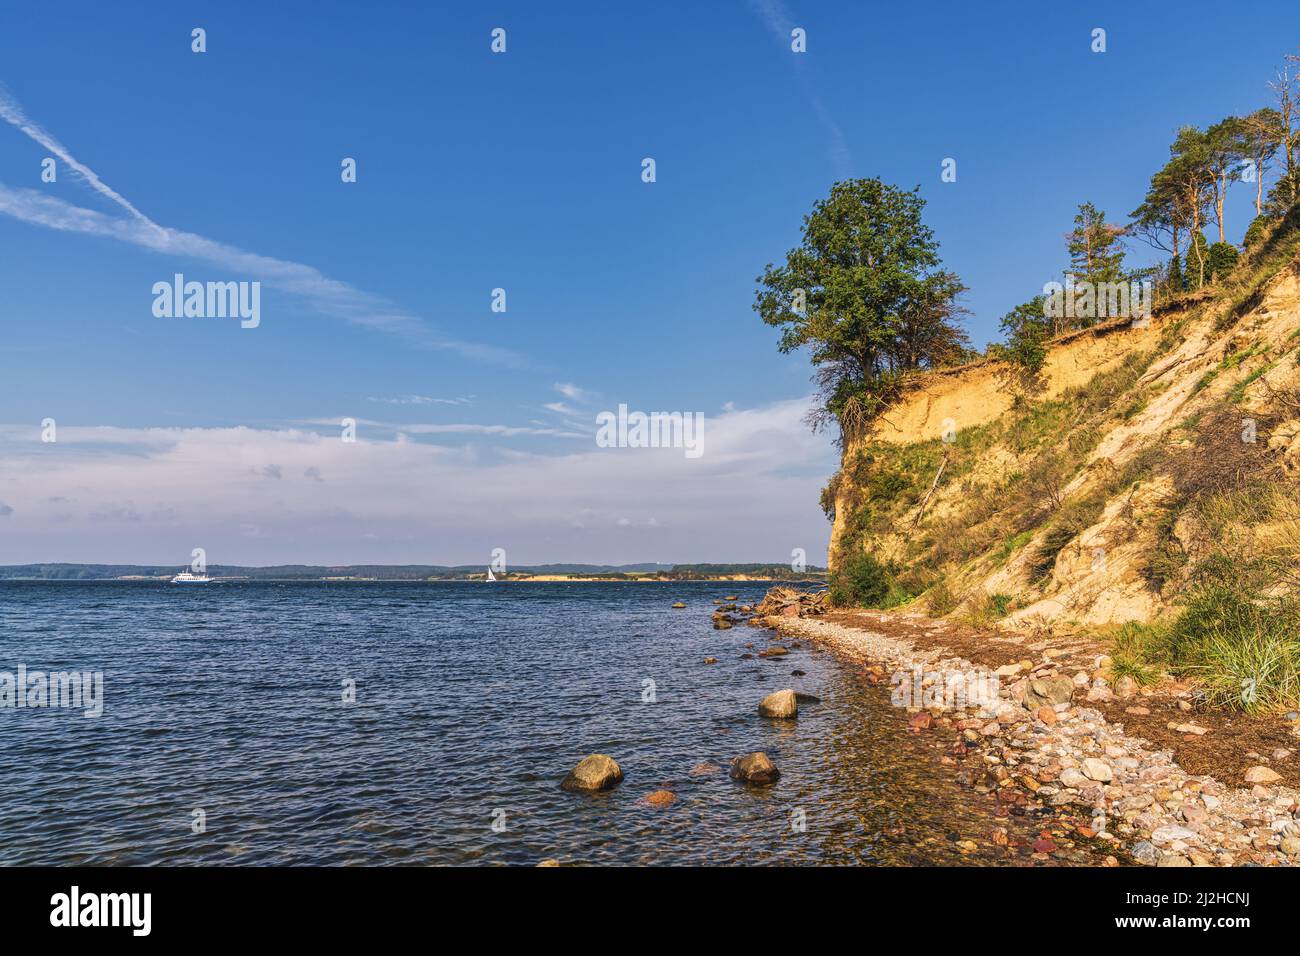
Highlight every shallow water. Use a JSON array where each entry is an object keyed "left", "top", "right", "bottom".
[{"left": 0, "top": 580, "right": 1092, "bottom": 865}]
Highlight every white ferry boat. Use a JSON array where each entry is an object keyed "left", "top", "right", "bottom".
[{"left": 170, "top": 570, "right": 212, "bottom": 584}]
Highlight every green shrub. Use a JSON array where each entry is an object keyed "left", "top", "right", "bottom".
[
  {"left": 925, "top": 580, "right": 958, "bottom": 616},
  {"left": 1207, "top": 241, "right": 1239, "bottom": 281},
  {"left": 1118, "top": 555, "right": 1300, "bottom": 713},
  {"left": 829, "top": 552, "right": 904, "bottom": 608},
  {"left": 1243, "top": 215, "right": 1270, "bottom": 249},
  {"left": 1108, "top": 620, "right": 1173, "bottom": 685},
  {"left": 964, "top": 592, "right": 1015, "bottom": 628}
]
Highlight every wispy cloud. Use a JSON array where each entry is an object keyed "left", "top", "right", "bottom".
[
  {"left": 290, "top": 418, "right": 587, "bottom": 439},
  {"left": 367, "top": 395, "right": 475, "bottom": 406},
  {"left": 553, "top": 382, "right": 593, "bottom": 403},
  {"left": 0, "top": 86, "right": 523, "bottom": 365},
  {"left": 746, "top": 0, "right": 852, "bottom": 178}
]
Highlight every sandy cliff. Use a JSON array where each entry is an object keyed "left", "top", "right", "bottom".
[{"left": 826, "top": 215, "right": 1300, "bottom": 631}]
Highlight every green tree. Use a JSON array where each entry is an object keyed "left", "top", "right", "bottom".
[
  {"left": 993, "top": 296, "right": 1050, "bottom": 374},
  {"left": 1066, "top": 202, "right": 1126, "bottom": 284},
  {"left": 1243, "top": 215, "right": 1271, "bottom": 247},
  {"left": 1130, "top": 165, "right": 1188, "bottom": 261},
  {"left": 755, "top": 178, "right": 969, "bottom": 437},
  {"left": 1204, "top": 118, "right": 1247, "bottom": 242},
  {"left": 1207, "top": 241, "right": 1239, "bottom": 280}
]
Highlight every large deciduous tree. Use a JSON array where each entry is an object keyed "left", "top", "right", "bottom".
[{"left": 755, "top": 178, "right": 968, "bottom": 438}]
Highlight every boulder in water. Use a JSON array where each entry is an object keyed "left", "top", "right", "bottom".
[
  {"left": 758, "top": 689, "right": 798, "bottom": 718},
  {"left": 561, "top": 754, "right": 624, "bottom": 791},
  {"left": 730, "top": 752, "right": 780, "bottom": 785}
]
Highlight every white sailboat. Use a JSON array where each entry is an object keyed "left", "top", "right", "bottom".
[{"left": 485, "top": 567, "right": 496, "bottom": 582}]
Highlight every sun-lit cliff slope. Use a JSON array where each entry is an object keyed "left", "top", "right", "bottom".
[{"left": 825, "top": 211, "right": 1300, "bottom": 637}]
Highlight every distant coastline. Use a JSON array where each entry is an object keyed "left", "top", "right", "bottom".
[{"left": 0, "top": 562, "right": 828, "bottom": 584}]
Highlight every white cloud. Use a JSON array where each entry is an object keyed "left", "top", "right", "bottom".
[
  {"left": 0, "top": 398, "right": 836, "bottom": 565},
  {"left": 367, "top": 395, "right": 475, "bottom": 406},
  {"left": 553, "top": 382, "right": 593, "bottom": 403}
]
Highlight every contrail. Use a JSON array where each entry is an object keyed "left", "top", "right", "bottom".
[
  {"left": 746, "top": 0, "right": 852, "bottom": 179},
  {"left": 0, "top": 85, "right": 158, "bottom": 227},
  {"left": 0, "top": 85, "right": 525, "bottom": 366}
]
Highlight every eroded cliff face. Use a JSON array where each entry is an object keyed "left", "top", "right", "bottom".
[{"left": 826, "top": 226, "right": 1300, "bottom": 630}]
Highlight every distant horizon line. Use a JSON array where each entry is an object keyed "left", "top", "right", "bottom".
[{"left": 0, "top": 561, "right": 827, "bottom": 572}]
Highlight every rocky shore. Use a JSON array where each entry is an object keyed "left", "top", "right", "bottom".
[{"left": 753, "top": 587, "right": 1300, "bottom": 867}]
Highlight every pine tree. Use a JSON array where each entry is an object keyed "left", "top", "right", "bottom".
[
  {"left": 1066, "top": 202, "right": 1126, "bottom": 284},
  {"left": 1207, "top": 242, "right": 1239, "bottom": 281}
]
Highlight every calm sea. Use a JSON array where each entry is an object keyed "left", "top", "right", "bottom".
[{"left": 0, "top": 580, "right": 1084, "bottom": 866}]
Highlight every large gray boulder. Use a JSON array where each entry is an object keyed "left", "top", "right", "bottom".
[
  {"left": 758, "top": 689, "right": 798, "bottom": 718},
  {"left": 1023, "top": 676, "right": 1075, "bottom": 710},
  {"left": 560, "top": 754, "right": 624, "bottom": 791}
]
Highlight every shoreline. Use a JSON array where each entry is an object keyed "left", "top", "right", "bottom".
[
  {"left": 1, "top": 575, "right": 828, "bottom": 585},
  {"left": 756, "top": 590, "right": 1300, "bottom": 867}
]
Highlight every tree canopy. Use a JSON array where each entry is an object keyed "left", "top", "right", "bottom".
[{"left": 755, "top": 178, "right": 968, "bottom": 437}]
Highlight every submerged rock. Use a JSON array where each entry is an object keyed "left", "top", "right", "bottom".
[
  {"left": 758, "top": 689, "right": 798, "bottom": 718},
  {"left": 561, "top": 754, "right": 624, "bottom": 791},
  {"left": 643, "top": 789, "right": 676, "bottom": 808},
  {"left": 730, "top": 752, "right": 780, "bottom": 785}
]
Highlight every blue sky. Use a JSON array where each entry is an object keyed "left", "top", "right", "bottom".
[{"left": 0, "top": 1, "right": 1295, "bottom": 565}]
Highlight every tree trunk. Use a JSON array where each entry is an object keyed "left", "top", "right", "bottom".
[
  {"left": 1216, "top": 174, "right": 1226, "bottom": 243},
  {"left": 1255, "top": 154, "right": 1264, "bottom": 216}
]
